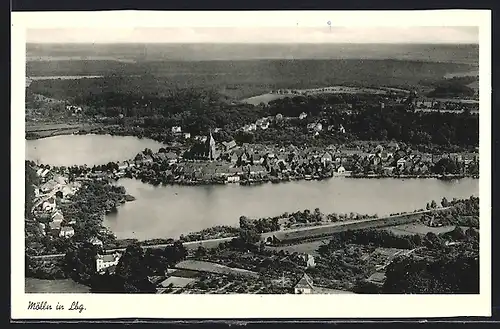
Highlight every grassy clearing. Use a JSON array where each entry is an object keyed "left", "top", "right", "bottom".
[
  {"left": 267, "top": 240, "right": 328, "bottom": 256},
  {"left": 382, "top": 223, "right": 457, "bottom": 236},
  {"left": 175, "top": 260, "right": 259, "bottom": 278}
]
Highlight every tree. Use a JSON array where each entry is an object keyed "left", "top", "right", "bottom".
[
  {"left": 115, "top": 243, "right": 147, "bottom": 281},
  {"left": 423, "top": 232, "right": 444, "bottom": 249},
  {"left": 164, "top": 241, "right": 187, "bottom": 265},
  {"left": 195, "top": 246, "right": 207, "bottom": 258},
  {"left": 239, "top": 227, "right": 261, "bottom": 245},
  {"left": 64, "top": 242, "right": 98, "bottom": 284},
  {"left": 441, "top": 197, "right": 449, "bottom": 208},
  {"left": 430, "top": 200, "right": 437, "bottom": 209}
]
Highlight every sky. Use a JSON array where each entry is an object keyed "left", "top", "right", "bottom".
[{"left": 26, "top": 27, "right": 479, "bottom": 44}]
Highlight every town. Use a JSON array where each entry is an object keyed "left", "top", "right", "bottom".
[{"left": 24, "top": 39, "right": 480, "bottom": 296}]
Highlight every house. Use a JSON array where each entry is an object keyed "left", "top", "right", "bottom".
[
  {"left": 49, "top": 220, "right": 61, "bottom": 235},
  {"left": 96, "top": 253, "right": 122, "bottom": 273},
  {"left": 143, "top": 155, "right": 154, "bottom": 164},
  {"left": 194, "top": 135, "right": 208, "bottom": 143},
  {"left": 41, "top": 198, "right": 57, "bottom": 212},
  {"left": 118, "top": 161, "right": 129, "bottom": 171},
  {"left": 227, "top": 175, "right": 240, "bottom": 183},
  {"left": 259, "top": 121, "right": 270, "bottom": 130},
  {"left": 248, "top": 165, "right": 267, "bottom": 175},
  {"left": 337, "top": 166, "right": 346, "bottom": 174},
  {"left": 294, "top": 273, "right": 314, "bottom": 294},
  {"left": 252, "top": 153, "right": 264, "bottom": 164},
  {"left": 387, "top": 141, "right": 400, "bottom": 151},
  {"left": 183, "top": 132, "right": 191, "bottom": 139},
  {"left": 164, "top": 152, "right": 178, "bottom": 164},
  {"left": 307, "top": 122, "right": 323, "bottom": 132},
  {"left": 383, "top": 166, "right": 395, "bottom": 176},
  {"left": 171, "top": 126, "right": 182, "bottom": 134},
  {"left": 302, "top": 254, "right": 316, "bottom": 268},
  {"left": 221, "top": 140, "right": 237, "bottom": 153},
  {"left": 37, "top": 168, "right": 50, "bottom": 179},
  {"left": 299, "top": 112, "right": 308, "bottom": 120},
  {"left": 89, "top": 237, "right": 103, "bottom": 247},
  {"left": 397, "top": 158, "right": 407, "bottom": 170},
  {"left": 372, "top": 155, "right": 382, "bottom": 166},
  {"left": 40, "top": 180, "right": 59, "bottom": 193},
  {"left": 339, "top": 124, "right": 346, "bottom": 134},
  {"left": 320, "top": 152, "right": 333, "bottom": 165},
  {"left": 449, "top": 153, "right": 463, "bottom": 162},
  {"left": 242, "top": 123, "right": 257, "bottom": 132},
  {"left": 38, "top": 223, "right": 46, "bottom": 236},
  {"left": 51, "top": 211, "right": 64, "bottom": 224},
  {"left": 240, "top": 152, "right": 251, "bottom": 164},
  {"left": 59, "top": 226, "right": 75, "bottom": 238}
]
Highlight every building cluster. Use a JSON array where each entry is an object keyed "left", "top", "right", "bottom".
[
  {"left": 342, "top": 143, "right": 479, "bottom": 176},
  {"left": 241, "top": 116, "right": 272, "bottom": 133},
  {"left": 65, "top": 105, "right": 83, "bottom": 114},
  {"left": 412, "top": 99, "right": 479, "bottom": 114},
  {"left": 31, "top": 167, "right": 80, "bottom": 239}
]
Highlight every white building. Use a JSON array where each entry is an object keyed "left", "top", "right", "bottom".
[
  {"left": 302, "top": 254, "right": 316, "bottom": 268},
  {"left": 171, "top": 126, "right": 182, "bottom": 134},
  {"left": 227, "top": 175, "right": 240, "bottom": 183},
  {"left": 51, "top": 210, "right": 64, "bottom": 224},
  {"left": 42, "top": 198, "right": 57, "bottom": 212},
  {"left": 59, "top": 226, "right": 75, "bottom": 238},
  {"left": 89, "top": 237, "right": 103, "bottom": 247},
  {"left": 299, "top": 112, "right": 308, "bottom": 120},
  {"left": 96, "top": 253, "right": 122, "bottom": 273}
]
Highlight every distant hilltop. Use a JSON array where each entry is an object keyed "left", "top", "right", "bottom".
[{"left": 26, "top": 43, "right": 479, "bottom": 65}]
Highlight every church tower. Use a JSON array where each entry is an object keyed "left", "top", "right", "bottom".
[{"left": 205, "top": 129, "right": 216, "bottom": 160}]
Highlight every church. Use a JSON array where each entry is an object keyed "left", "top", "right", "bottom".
[{"left": 204, "top": 130, "right": 218, "bottom": 161}]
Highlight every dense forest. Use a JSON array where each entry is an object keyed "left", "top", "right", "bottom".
[
  {"left": 426, "top": 76, "right": 477, "bottom": 98},
  {"left": 27, "top": 59, "right": 477, "bottom": 96},
  {"left": 27, "top": 83, "right": 478, "bottom": 150}
]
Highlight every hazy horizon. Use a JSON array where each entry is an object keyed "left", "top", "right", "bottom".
[
  {"left": 26, "top": 27, "right": 478, "bottom": 44},
  {"left": 26, "top": 43, "right": 479, "bottom": 64}
]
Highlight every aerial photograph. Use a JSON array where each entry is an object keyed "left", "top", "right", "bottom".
[{"left": 24, "top": 26, "right": 479, "bottom": 295}]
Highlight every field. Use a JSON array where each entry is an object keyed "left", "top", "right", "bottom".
[
  {"left": 159, "top": 276, "right": 198, "bottom": 288},
  {"left": 175, "top": 260, "right": 259, "bottom": 278},
  {"left": 242, "top": 86, "right": 409, "bottom": 105},
  {"left": 267, "top": 239, "right": 328, "bottom": 256},
  {"left": 25, "top": 278, "right": 90, "bottom": 293},
  {"left": 382, "top": 223, "right": 458, "bottom": 236},
  {"left": 243, "top": 93, "right": 290, "bottom": 105}
]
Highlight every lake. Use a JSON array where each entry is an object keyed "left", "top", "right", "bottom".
[
  {"left": 103, "top": 177, "right": 479, "bottom": 241},
  {"left": 25, "top": 134, "right": 165, "bottom": 166},
  {"left": 25, "top": 134, "right": 479, "bottom": 241}
]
